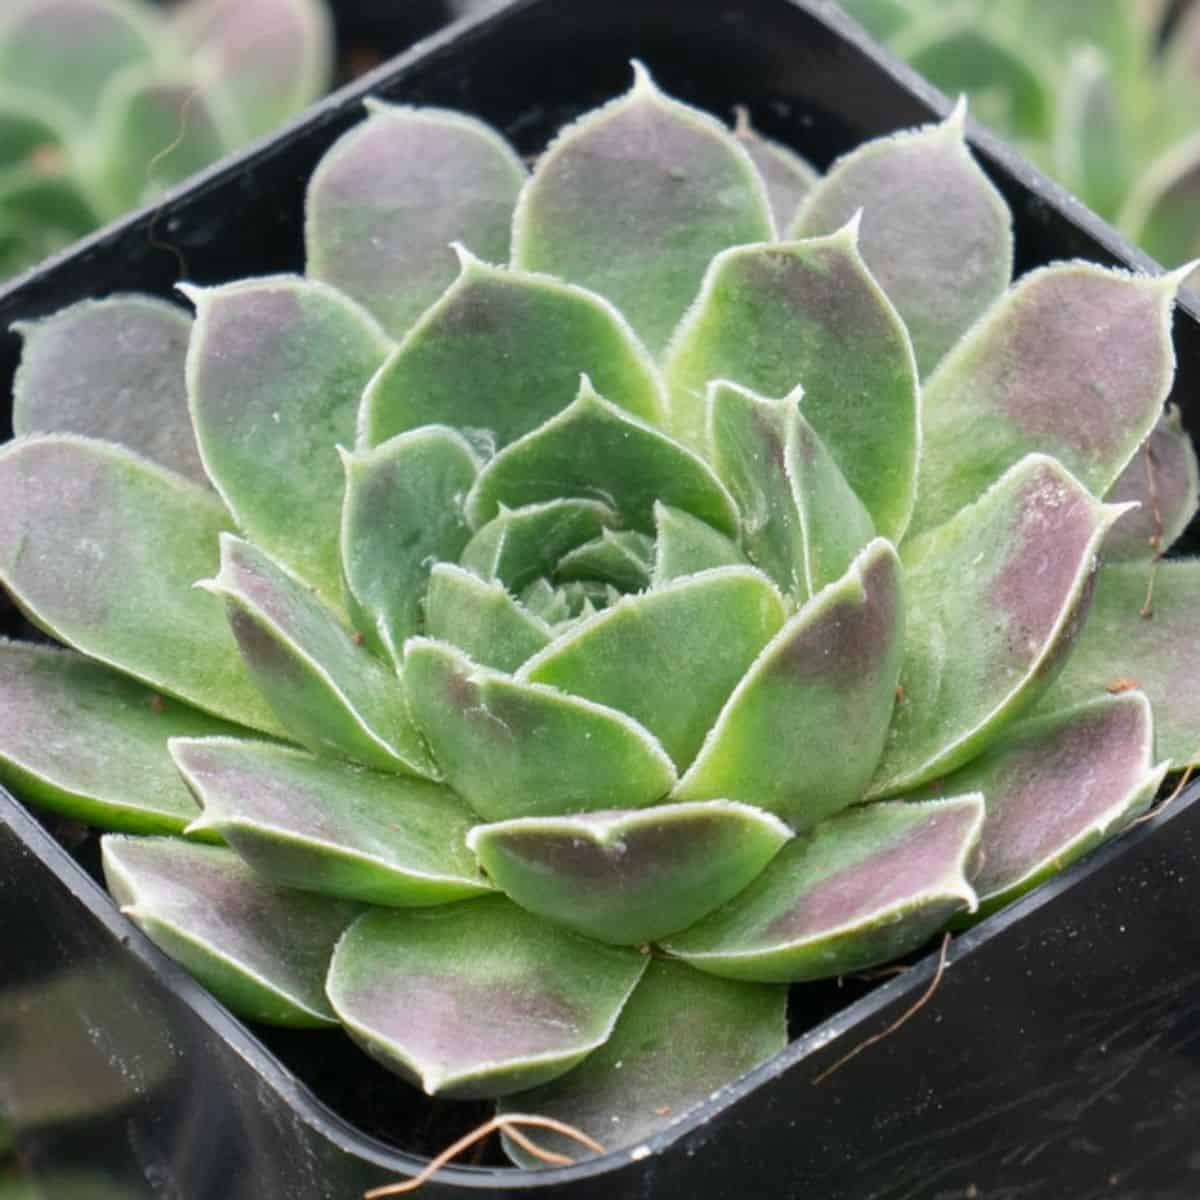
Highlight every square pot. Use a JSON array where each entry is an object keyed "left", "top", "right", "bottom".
[{"left": 1, "top": 2, "right": 1198, "bottom": 1197}]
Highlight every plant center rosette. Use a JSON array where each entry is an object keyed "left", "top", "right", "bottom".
[{"left": 1, "top": 65, "right": 1197, "bottom": 1162}]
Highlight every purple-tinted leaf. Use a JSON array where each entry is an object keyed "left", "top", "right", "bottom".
[
  {"left": 790, "top": 103, "right": 1013, "bottom": 376},
  {"left": 732, "top": 107, "right": 818, "bottom": 232},
  {"left": 184, "top": 275, "right": 392, "bottom": 607},
  {"left": 339, "top": 428, "right": 479, "bottom": 661},
  {"left": 204, "top": 535, "right": 434, "bottom": 777},
  {"left": 0, "top": 639, "right": 235, "bottom": 836},
  {"left": 103, "top": 835, "right": 356, "bottom": 1026},
  {"left": 520, "top": 567, "right": 787, "bottom": 771},
  {"left": 675, "top": 540, "right": 902, "bottom": 831},
  {"left": 910, "top": 263, "right": 1184, "bottom": 537},
  {"left": 0, "top": 436, "right": 279, "bottom": 733},
  {"left": 707, "top": 379, "right": 875, "bottom": 600},
  {"left": 0, "top": 0, "right": 160, "bottom": 122},
  {"left": 872, "top": 455, "right": 1126, "bottom": 797},
  {"left": 466, "top": 377, "right": 739, "bottom": 536},
  {"left": 404, "top": 638, "right": 677, "bottom": 821},
  {"left": 326, "top": 896, "right": 647, "bottom": 1097},
  {"left": 361, "top": 251, "right": 666, "bottom": 449},
  {"left": 663, "top": 225, "right": 918, "bottom": 539},
  {"left": 1038, "top": 560, "right": 1200, "bottom": 768},
  {"left": 13, "top": 296, "right": 206, "bottom": 486},
  {"left": 663, "top": 797, "right": 983, "bottom": 982},
  {"left": 1103, "top": 406, "right": 1198, "bottom": 561},
  {"left": 499, "top": 958, "right": 786, "bottom": 1164},
  {"left": 306, "top": 104, "right": 525, "bottom": 338},
  {"left": 173, "top": 737, "right": 490, "bottom": 906},
  {"left": 174, "top": 0, "right": 332, "bottom": 142},
  {"left": 468, "top": 801, "right": 791, "bottom": 946},
  {"left": 912, "top": 693, "right": 1167, "bottom": 914},
  {"left": 512, "top": 62, "right": 773, "bottom": 353}
]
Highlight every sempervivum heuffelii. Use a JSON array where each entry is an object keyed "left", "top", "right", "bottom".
[{"left": 1, "top": 65, "right": 1196, "bottom": 1160}]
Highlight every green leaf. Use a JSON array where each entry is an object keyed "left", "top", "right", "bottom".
[
  {"left": 708, "top": 380, "right": 875, "bottom": 600},
  {"left": 511, "top": 62, "right": 773, "bottom": 353},
  {"left": 520, "top": 567, "right": 786, "bottom": 771},
  {"left": 184, "top": 276, "right": 392, "bottom": 607},
  {"left": 1055, "top": 48, "right": 1129, "bottom": 223},
  {"left": 1102, "top": 406, "right": 1198, "bottom": 561},
  {"left": 897, "top": 22, "right": 1052, "bottom": 143},
  {"left": 459, "top": 499, "right": 617, "bottom": 593},
  {"left": 339, "top": 428, "right": 479, "bottom": 661},
  {"left": 0, "top": 0, "right": 160, "bottom": 123},
  {"left": 836, "top": 0, "right": 916, "bottom": 40},
  {"left": 0, "top": 436, "right": 279, "bottom": 734},
  {"left": 103, "top": 835, "right": 355, "bottom": 1026},
  {"left": 499, "top": 958, "right": 786, "bottom": 1164},
  {"left": 466, "top": 377, "right": 739, "bottom": 536},
  {"left": 0, "top": 640, "right": 235, "bottom": 836},
  {"left": 872, "top": 455, "right": 1126, "bottom": 797},
  {"left": 0, "top": 162, "right": 99, "bottom": 242},
  {"left": 555, "top": 530, "right": 654, "bottom": 592},
  {"left": 651, "top": 502, "right": 746, "bottom": 584},
  {"left": 910, "top": 263, "right": 1183, "bottom": 538},
  {"left": 326, "top": 896, "right": 647, "bottom": 1097},
  {"left": 424, "top": 564, "right": 552, "bottom": 673},
  {"left": 306, "top": 103, "right": 526, "bottom": 339},
  {"left": 674, "top": 540, "right": 902, "bottom": 830},
  {"left": 0, "top": 88, "right": 72, "bottom": 170},
  {"left": 732, "top": 107, "right": 818, "bottom": 232},
  {"left": 172, "top": 737, "right": 490, "bottom": 906},
  {"left": 13, "top": 296, "right": 206, "bottom": 486},
  {"left": 404, "top": 638, "right": 677, "bottom": 821},
  {"left": 174, "top": 0, "right": 332, "bottom": 142},
  {"left": 1121, "top": 133, "right": 1200, "bottom": 270},
  {"left": 911, "top": 694, "right": 1167, "bottom": 915},
  {"left": 663, "top": 226, "right": 918, "bottom": 539},
  {"left": 790, "top": 104, "right": 1012, "bottom": 377},
  {"left": 662, "top": 796, "right": 983, "bottom": 982},
  {"left": 1037, "top": 560, "right": 1200, "bottom": 768},
  {"left": 468, "top": 801, "right": 790, "bottom": 946},
  {"left": 361, "top": 252, "right": 666, "bottom": 448},
  {"left": 92, "top": 66, "right": 232, "bottom": 211},
  {"left": 204, "top": 535, "right": 434, "bottom": 777}
]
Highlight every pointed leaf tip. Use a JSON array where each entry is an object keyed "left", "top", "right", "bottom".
[{"left": 512, "top": 70, "right": 773, "bottom": 352}]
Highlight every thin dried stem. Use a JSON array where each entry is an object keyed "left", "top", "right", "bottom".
[
  {"left": 812, "top": 933, "right": 952, "bottom": 1086},
  {"left": 1131, "top": 759, "right": 1198, "bottom": 827},
  {"left": 1140, "top": 556, "right": 1161, "bottom": 620},
  {"left": 144, "top": 88, "right": 201, "bottom": 281},
  {"left": 364, "top": 1114, "right": 605, "bottom": 1197}
]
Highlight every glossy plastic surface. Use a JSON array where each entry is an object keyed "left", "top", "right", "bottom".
[{"left": 1, "top": 1, "right": 1199, "bottom": 1196}]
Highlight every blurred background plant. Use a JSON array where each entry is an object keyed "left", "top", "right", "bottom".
[
  {"left": 0, "top": 0, "right": 335, "bottom": 281},
  {"left": 840, "top": 0, "right": 1200, "bottom": 274}
]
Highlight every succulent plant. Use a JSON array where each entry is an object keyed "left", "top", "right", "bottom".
[
  {"left": 1, "top": 65, "right": 1198, "bottom": 1164},
  {"left": 838, "top": 0, "right": 1200, "bottom": 277},
  {"left": 0, "top": 0, "right": 332, "bottom": 279}
]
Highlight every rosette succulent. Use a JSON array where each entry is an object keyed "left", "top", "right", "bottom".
[
  {"left": 1, "top": 66, "right": 1198, "bottom": 1163},
  {"left": 0, "top": 0, "right": 331, "bottom": 279},
  {"left": 840, "top": 0, "right": 1200, "bottom": 274}
]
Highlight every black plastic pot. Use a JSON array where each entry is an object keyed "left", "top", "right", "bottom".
[{"left": 2, "top": 1, "right": 1199, "bottom": 1196}]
